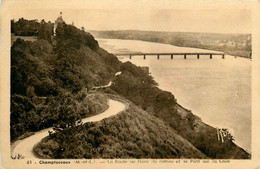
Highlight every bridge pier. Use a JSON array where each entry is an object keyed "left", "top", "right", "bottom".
[{"left": 115, "top": 52, "right": 225, "bottom": 60}]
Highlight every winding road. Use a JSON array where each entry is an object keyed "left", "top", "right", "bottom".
[
  {"left": 11, "top": 71, "right": 125, "bottom": 159},
  {"left": 11, "top": 99, "right": 126, "bottom": 159},
  {"left": 91, "top": 71, "right": 121, "bottom": 90}
]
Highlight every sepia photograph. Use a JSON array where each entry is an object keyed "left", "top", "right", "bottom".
[{"left": 1, "top": 0, "right": 260, "bottom": 169}]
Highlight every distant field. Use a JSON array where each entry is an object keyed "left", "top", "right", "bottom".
[
  {"left": 11, "top": 34, "right": 37, "bottom": 45},
  {"left": 90, "top": 30, "right": 252, "bottom": 58}
]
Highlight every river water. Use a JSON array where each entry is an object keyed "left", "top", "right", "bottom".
[{"left": 97, "top": 38, "right": 251, "bottom": 153}]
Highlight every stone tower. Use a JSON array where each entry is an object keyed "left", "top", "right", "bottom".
[{"left": 54, "top": 12, "right": 64, "bottom": 35}]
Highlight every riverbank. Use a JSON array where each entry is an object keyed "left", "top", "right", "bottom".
[
  {"left": 32, "top": 65, "right": 250, "bottom": 159},
  {"left": 108, "top": 62, "right": 250, "bottom": 159},
  {"left": 97, "top": 38, "right": 251, "bottom": 153}
]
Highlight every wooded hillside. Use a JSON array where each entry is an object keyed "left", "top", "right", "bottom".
[{"left": 11, "top": 19, "right": 250, "bottom": 159}]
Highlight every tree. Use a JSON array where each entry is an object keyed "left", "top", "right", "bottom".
[
  {"left": 13, "top": 18, "right": 39, "bottom": 36},
  {"left": 26, "top": 86, "right": 36, "bottom": 98},
  {"left": 38, "top": 21, "right": 54, "bottom": 42},
  {"left": 11, "top": 19, "right": 15, "bottom": 33}
]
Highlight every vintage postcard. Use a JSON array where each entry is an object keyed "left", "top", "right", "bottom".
[{"left": 1, "top": 0, "right": 260, "bottom": 169}]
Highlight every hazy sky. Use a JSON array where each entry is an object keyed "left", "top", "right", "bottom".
[{"left": 7, "top": 0, "right": 252, "bottom": 34}]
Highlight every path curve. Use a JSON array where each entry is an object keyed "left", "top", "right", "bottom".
[
  {"left": 12, "top": 99, "right": 126, "bottom": 159},
  {"left": 91, "top": 71, "right": 121, "bottom": 90}
]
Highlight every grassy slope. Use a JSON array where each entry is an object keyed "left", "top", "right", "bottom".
[{"left": 35, "top": 101, "right": 207, "bottom": 159}]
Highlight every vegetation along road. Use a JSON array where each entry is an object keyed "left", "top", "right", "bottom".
[{"left": 11, "top": 99, "right": 127, "bottom": 159}]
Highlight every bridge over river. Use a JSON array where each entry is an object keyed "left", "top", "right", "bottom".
[{"left": 114, "top": 52, "right": 225, "bottom": 59}]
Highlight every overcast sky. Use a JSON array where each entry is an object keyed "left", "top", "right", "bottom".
[{"left": 7, "top": 0, "right": 252, "bottom": 34}]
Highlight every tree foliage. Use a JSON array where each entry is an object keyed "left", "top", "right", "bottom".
[
  {"left": 12, "top": 18, "right": 39, "bottom": 36},
  {"left": 38, "top": 20, "right": 54, "bottom": 43},
  {"left": 11, "top": 21, "right": 120, "bottom": 141}
]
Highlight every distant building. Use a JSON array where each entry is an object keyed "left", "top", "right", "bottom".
[
  {"left": 54, "top": 12, "right": 64, "bottom": 35},
  {"left": 141, "top": 66, "right": 150, "bottom": 74}
]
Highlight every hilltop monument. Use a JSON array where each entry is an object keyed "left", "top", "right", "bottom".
[{"left": 54, "top": 12, "right": 64, "bottom": 35}]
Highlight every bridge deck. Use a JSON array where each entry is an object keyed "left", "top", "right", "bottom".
[
  {"left": 114, "top": 52, "right": 224, "bottom": 56},
  {"left": 114, "top": 52, "right": 225, "bottom": 59}
]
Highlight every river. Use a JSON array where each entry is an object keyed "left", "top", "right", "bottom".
[{"left": 97, "top": 38, "right": 251, "bottom": 153}]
